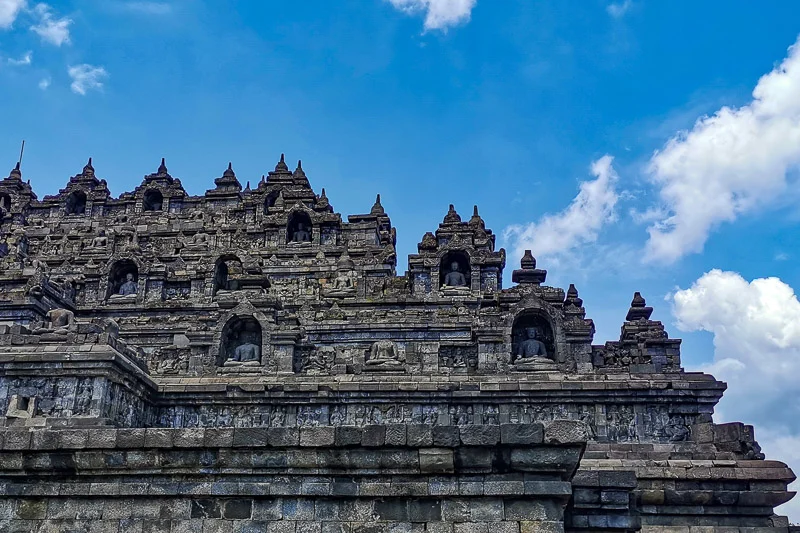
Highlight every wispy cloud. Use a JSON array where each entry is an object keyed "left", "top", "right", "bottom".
[
  {"left": 121, "top": 1, "right": 172, "bottom": 15},
  {"left": 38, "top": 76, "right": 49, "bottom": 90},
  {"left": 503, "top": 155, "right": 620, "bottom": 267},
  {"left": 0, "top": 0, "right": 26, "bottom": 29},
  {"left": 7, "top": 50, "right": 32, "bottom": 66},
  {"left": 387, "top": 0, "right": 476, "bottom": 31},
  {"left": 30, "top": 3, "right": 71, "bottom": 46},
  {"left": 68, "top": 64, "right": 108, "bottom": 95},
  {"left": 606, "top": 0, "right": 633, "bottom": 18},
  {"left": 643, "top": 35, "right": 800, "bottom": 264}
]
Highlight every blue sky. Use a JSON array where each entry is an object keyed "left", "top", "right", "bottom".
[{"left": 3, "top": 0, "right": 800, "bottom": 517}]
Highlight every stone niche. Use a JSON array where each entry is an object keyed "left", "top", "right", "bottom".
[
  {"left": 213, "top": 255, "right": 244, "bottom": 294},
  {"left": 106, "top": 259, "right": 139, "bottom": 300},
  {"left": 218, "top": 316, "right": 263, "bottom": 367},
  {"left": 511, "top": 311, "right": 556, "bottom": 364},
  {"left": 439, "top": 250, "right": 470, "bottom": 289},
  {"left": 65, "top": 190, "right": 87, "bottom": 215},
  {"left": 287, "top": 210, "right": 313, "bottom": 244},
  {"left": 142, "top": 188, "right": 164, "bottom": 212}
]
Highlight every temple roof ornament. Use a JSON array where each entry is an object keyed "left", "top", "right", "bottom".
[
  {"left": 157, "top": 158, "right": 169, "bottom": 175},
  {"left": 512, "top": 249, "right": 547, "bottom": 285},
  {"left": 83, "top": 158, "right": 95, "bottom": 177},
  {"left": 443, "top": 204, "right": 461, "bottom": 224},
  {"left": 8, "top": 162, "right": 21, "bottom": 181},
  {"left": 371, "top": 194, "right": 385, "bottom": 215},
  {"left": 626, "top": 291, "right": 654, "bottom": 321}
]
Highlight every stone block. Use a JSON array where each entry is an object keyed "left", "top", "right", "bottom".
[
  {"left": 233, "top": 428, "right": 269, "bottom": 447},
  {"left": 223, "top": 499, "right": 253, "bottom": 519},
  {"left": 174, "top": 429, "right": 205, "bottom": 448},
  {"left": 409, "top": 499, "right": 442, "bottom": 522},
  {"left": 500, "top": 424, "right": 543, "bottom": 445},
  {"left": 205, "top": 428, "right": 235, "bottom": 448},
  {"left": 334, "top": 427, "right": 362, "bottom": 446},
  {"left": 543, "top": 420, "right": 589, "bottom": 444},
  {"left": 432, "top": 426, "right": 460, "bottom": 447},
  {"left": 144, "top": 429, "right": 174, "bottom": 448},
  {"left": 116, "top": 429, "right": 146, "bottom": 448},
  {"left": 362, "top": 425, "right": 386, "bottom": 447},
  {"left": 300, "top": 426, "right": 335, "bottom": 447},
  {"left": 190, "top": 499, "right": 222, "bottom": 519},
  {"left": 459, "top": 426, "right": 500, "bottom": 446},
  {"left": 407, "top": 425, "right": 434, "bottom": 447},
  {"left": 268, "top": 428, "right": 299, "bottom": 447},
  {"left": 420, "top": 448, "right": 454, "bottom": 473},
  {"left": 385, "top": 424, "right": 407, "bottom": 446},
  {"left": 469, "top": 499, "right": 503, "bottom": 521}
]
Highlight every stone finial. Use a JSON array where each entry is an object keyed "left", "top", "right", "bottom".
[
  {"left": 512, "top": 249, "right": 547, "bottom": 285},
  {"left": 320, "top": 188, "right": 327, "bottom": 199},
  {"left": 244, "top": 181, "right": 251, "bottom": 191},
  {"left": 158, "top": 158, "right": 168, "bottom": 175},
  {"left": 275, "top": 153, "right": 289, "bottom": 173},
  {"left": 83, "top": 157, "right": 95, "bottom": 176},
  {"left": 469, "top": 205, "right": 485, "bottom": 227},
  {"left": 260, "top": 175, "right": 266, "bottom": 186},
  {"left": 371, "top": 194, "right": 385, "bottom": 215},
  {"left": 223, "top": 162, "right": 236, "bottom": 178},
  {"left": 293, "top": 160, "right": 306, "bottom": 179},
  {"left": 565, "top": 283, "right": 583, "bottom": 307},
  {"left": 443, "top": 204, "right": 461, "bottom": 224},
  {"left": 520, "top": 249, "right": 536, "bottom": 270},
  {"left": 626, "top": 291, "right": 653, "bottom": 321},
  {"left": 8, "top": 161, "right": 22, "bottom": 180}
]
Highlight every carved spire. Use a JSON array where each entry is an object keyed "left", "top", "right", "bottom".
[
  {"left": 260, "top": 175, "right": 266, "bottom": 186},
  {"left": 512, "top": 249, "right": 547, "bottom": 286},
  {"left": 293, "top": 159, "right": 306, "bottom": 179},
  {"left": 158, "top": 158, "right": 168, "bottom": 175},
  {"left": 8, "top": 161, "right": 22, "bottom": 180},
  {"left": 244, "top": 181, "right": 251, "bottom": 192},
  {"left": 223, "top": 162, "right": 235, "bottom": 178},
  {"left": 469, "top": 205, "right": 485, "bottom": 228},
  {"left": 565, "top": 283, "right": 583, "bottom": 307},
  {"left": 443, "top": 204, "right": 461, "bottom": 224},
  {"left": 275, "top": 153, "right": 289, "bottom": 173},
  {"left": 626, "top": 291, "right": 653, "bottom": 321},
  {"left": 371, "top": 194, "right": 385, "bottom": 215},
  {"left": 321, "top": 188, "right": 327, "bottom": 199},
  {"left": 83, "top": 157, "right": 95, "bottom": 176}
]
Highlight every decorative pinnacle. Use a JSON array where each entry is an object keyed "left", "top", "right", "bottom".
[
  {"left": 626, "top": 291, "right": 653, "bottom": 321},
  {"left": 244, "top": 181, "right": 251, "bottom": 191},
  {"left": 443, "top": 204, "right": 461, "bottom": 224},
  {"left": 158, "top": 158, "right": 168, "bottom": 175},
  {"left": 83, "top": 157, "right": 95, "bottom": 175},
  {"left": 223, "top": 162, "right": 235, "bottom": 177},
  {"left": 9, "top": 161, "right": 22, "bottom": 179},
  {"left": 371, "top": 193, "right": 385, "bottom": 215},
  {"left": 565, "top": 283, "right": 583, "bottom": 307},
  {"left": 293, "top": 159, "right": 306, "bottom": 178},
  {"left": 520, "top": 249, "right": 536, "bottom": 269},
  {"left": 275, "top": 153, "right": 289, "bottom": 172},
  {"left": 321, "top": 187, "right": 327, "bottom": 198}
]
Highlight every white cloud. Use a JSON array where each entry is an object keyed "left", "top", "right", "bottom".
[
  {"left": 38, "top": 76, "right": 49, "bottom": 90},
  {"left": 606, "top": 0, "right": 632, "bottom": 18},
  {"left": 387, "top": 0, "right": 476, "bottom": 31},
  {"left": 68, "top": 64, "right": 108, "bottom": 95},
  {"left": 30, "top": 3, "right": 71, "bottom": 46},
  {"left": 503, "top": 155, "right": 620, "bottom": 266},
  {"left": 671, "top": 270, "right": 800, "bottom": 520},
  {"left": 7, "top": 50, "right": 31, "bottom": 65},
  {"left": 121, "top": 1, "right": 172, "bottom": 15},
  {"left": 644, "top": 35, "right": 800, "bottom": 263},
  {"left": 0, "top": 0, "right": 26, "bottom": 29}
]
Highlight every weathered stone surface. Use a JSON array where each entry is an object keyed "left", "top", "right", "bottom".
[{"left": 0, "top": 157, "right": 794, "bottom": 532}]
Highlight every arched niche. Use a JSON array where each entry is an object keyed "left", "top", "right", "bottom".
[
  {"left": 287, "top": 211, "right": 312, "bottom": 243},
  {"left": 213, "top": 255, "right": 243, "bottom": 294},
  {"left": 511, "top": 312, "right": 556, "bottom": 362},
  {"left": 65, "top": 190, "right": 87, "bottom": 216},
  {"left": 143, "top": 189, "right": 164, "bottom": 212},
  {"left": 0, "top": 192, "right": 11, "bottom": 211},
  {"left": 263, "top": 191, "right": 279, "bottom": 215},
  {"left": 107, "top": 259, "right": 139, "bottom": 299},
  {"left": 439, "top": 250, "right": 471, "bottom": 288},
  {"left": 218, "top": 316, "right": 262, "bottom": 366}
]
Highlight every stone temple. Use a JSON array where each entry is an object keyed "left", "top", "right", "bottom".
[{"left": 0, "top": 155, "right": 796, "bottom": 533}]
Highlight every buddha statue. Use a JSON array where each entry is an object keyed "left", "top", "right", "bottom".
[
  {"left": 116, "top": 273, "right": 138, "bottom": 297},
  {"left": 224, "top": 333, "right": 261, "bottom": 367},
  {"left": 90, "top": 230, "right": 108, "bottom": 249},
  {"left": 443, "top": 262, "right": 467, "bottom": 288},
  {"left": 33, "top": 308, "right": 75, "bottom": 336},
  {"left": 366, "top": 340, "right": 403, "bottom": 367},
  {"left": 513, "top": 328, "right": 553, "bottom": 365},
  {"left": 291, "top": 222, "right": 311, "bottom": 243}
]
